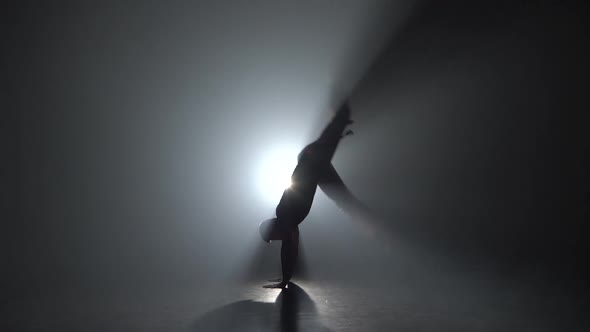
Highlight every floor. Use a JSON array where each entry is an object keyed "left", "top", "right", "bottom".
[{"left": 6, "top": 275, "right": 587, "bottom": 332}]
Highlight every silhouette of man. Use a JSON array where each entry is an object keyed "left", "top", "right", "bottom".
[{"left": 259, "top": 102, "right": 354, "bottom": 288}]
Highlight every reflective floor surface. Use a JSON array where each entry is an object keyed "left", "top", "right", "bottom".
[{"left": 6, "top": 277, "right": 587, "bottom": 332}]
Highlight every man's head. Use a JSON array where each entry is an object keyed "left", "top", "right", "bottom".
[{"left": 259, "top": 218, "right": 282, "bottom": 243}]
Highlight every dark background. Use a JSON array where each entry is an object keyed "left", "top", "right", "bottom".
[{"left": 3, "top": 0, "right": 588, "bottom": 326}]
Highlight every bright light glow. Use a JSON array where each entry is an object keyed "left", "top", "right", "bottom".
[{"left": 256, "top": 145, "right": 300, "bottom": 204}]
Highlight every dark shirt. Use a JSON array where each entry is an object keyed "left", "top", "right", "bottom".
[{"left": 275, "top": 161, "right": 320, "bottom": 227}]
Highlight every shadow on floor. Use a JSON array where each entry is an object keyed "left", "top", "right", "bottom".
[{"left": 192, "top": 282, "right": 331, "bottom": 332}]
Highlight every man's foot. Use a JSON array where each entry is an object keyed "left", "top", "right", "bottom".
[
  {"left": 343, "top": 129, "right": 354, "bottom": 137},
  {"left": 267, "top": 277, "right": 282, "bottom": 282}
]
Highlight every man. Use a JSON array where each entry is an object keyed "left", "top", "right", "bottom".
[{"left": 259, "top": 102, "right": 355, "bottom": 288}]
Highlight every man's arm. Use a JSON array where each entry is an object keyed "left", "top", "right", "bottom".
[{"left": 263, "top": 227, "right": 299, "bottom": 288}]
